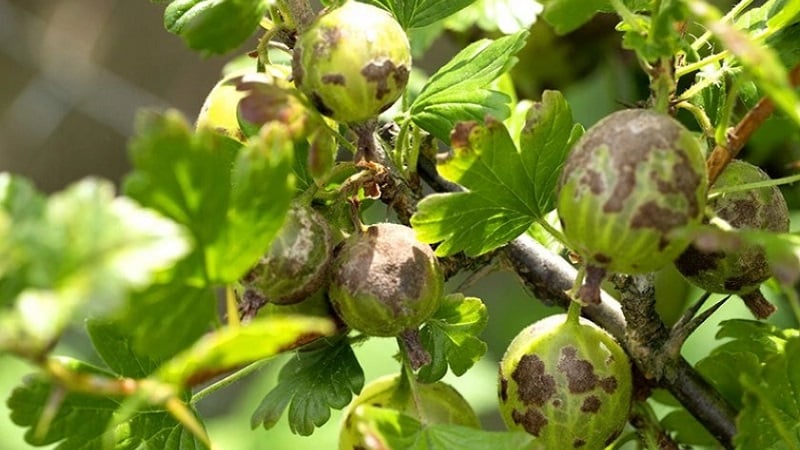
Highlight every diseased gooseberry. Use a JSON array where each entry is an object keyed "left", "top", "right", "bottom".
[
  {"left": 339, "top": 374, "right": 480, "bottom": 450},
  {"left": 556, "top": 109, "right": 708, "bottom": 302},
  {"left": 498, "top": 312, "right": 632, "bottom": 449},
  {"left": 675, "top": 160, "right": 789, "bottom": 318},
  {"left": 292, "top": 1, "right": 411, "bottom": 123},
  {"left": 239, "top": 203, "right": 333, "bottom": 311}
]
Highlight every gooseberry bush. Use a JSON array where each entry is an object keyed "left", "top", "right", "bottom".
[{"left": 3, "top": 0, "right": 800, "bottom": 449}]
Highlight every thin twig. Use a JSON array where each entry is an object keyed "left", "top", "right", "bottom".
[{"left": 706, "top": 63, "right": 800, "bottom": 185}]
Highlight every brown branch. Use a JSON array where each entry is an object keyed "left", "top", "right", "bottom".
[{"left": 706, "top": 63, "right": 800, "bottom": 185}]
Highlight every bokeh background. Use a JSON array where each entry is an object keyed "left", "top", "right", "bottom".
[{"left": 1, "top": 0, "right": 797, "bottom": 449}]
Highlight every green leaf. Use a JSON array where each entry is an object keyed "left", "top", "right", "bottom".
[
  {"left": 251, "top": 336, "right": 364, "bottom": 436},
  {"left": 0, "top": 173, "right": 46, "bottom": 306},
  {"left": 540, "top": 0, "right": 607, "bottom": 34},
  {"left": 418, "top": 294, "right": 488, "bottom": 383},
  {"left": 410, "top": 31, "right": 528, "bottom": 141},
  {"left": 86, "top": 319, "right": 163, "bottom": 378},
  {"left": 737, "top": 337, "right": 800, "bottom": 450},
  {"left": 157, "top": 315, "right": 337, "bottom": 386},
  {"left": 352, "top": 405, "right": 535, "bottom": 449},
  {"left": 0, "top": 178, "right": 190, "bottom": 356},
  {"left": 696, "top": 351, "right": 761, "bottom": 409},
  {"left": 695, "top": 319, "right": 796, "bottom": 409},
  {"left": 7, "top": 363, "right": 206, "bottom": 450},
  {"left": 444, "top": 0, "right": 543, "bottom": 35},
  {"left": 124, "top": 110, "right": 294, "bottom": 284},
  {"left": 118, "top": 409, "right": 206, "bottom": 450},
  {"left": 163, "top": 0, "right": 269, "bottom": 55},
  {"left": 367, "top": 0, "right": 478, "bottom": 29},
  {"left": 539, "top": 0, "right": 659, "bottom": 34},
  {"left": 411, "top": 91, "right": 579, "bottom": 256},
  {"left": 115, "top": 283, "right": 217, "bottom": 361},
  {"left": 7, "top": 361, "right": 119, "bottom": 448},
  {"left": 689, "top": 1, "right": 800, "bottom": 126}
]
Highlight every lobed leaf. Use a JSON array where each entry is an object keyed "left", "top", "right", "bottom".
[
  {"left": 114, "top": 283, "right": 217, "bottom": 361},
  {"left": 351, "top": 405, "right": 536, "bottom": 449},
  {"left": 736, "top": 337, "right": 800, "bottom": 449},
  {"left": 86, "top": 319, "right": 164, "bottom": 379},
  {"left": 0, "top": 177, "right": 190, "bottom": 357},
  {"left": 418, "top": 294, "right": 488, "bottom": 383},
  {"left": 411, "top": 91, "right": 578, "bottom": 256},
  {"left": 124, "top": 110, "right": 294, "bottom": 284},
  {"left": 410, "top": 31, "right": 528, "bottom": 141},
  {"left": 157, "top": 315, "right": 337, "bottom": 386},
  {"left": 251, "top": 337, "right": 364, "bottom": 436},
  {"left": 163, "top": 0, "right": 269, "bottom": 55},
  {"left": 689, "top": 1, "right": 800, "bottom": 126},
  {"left": 367, "top": 0, "right": 478, "bottom": 29},
  {"left": 7, "top": 363, "right": 207, "bottom": 450}
]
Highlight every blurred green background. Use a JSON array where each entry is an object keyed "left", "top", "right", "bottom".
[{"left": 1, "top": 0, "right": 799, "bottom": 449}]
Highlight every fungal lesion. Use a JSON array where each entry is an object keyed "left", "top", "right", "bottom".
[
  {"left": 512, "top": 354, "right": 556, "bottom": 406},
  {"left": 511, "top": 407, "right": 548, "bottom": 436},
  {"left": 361, "top": 59, "right": 410, "bottom": 100}
]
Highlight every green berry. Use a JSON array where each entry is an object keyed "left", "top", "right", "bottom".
[
  {"left": 241, "top": 204, "right": 333, "bottom": 306},
  {"left": 675, "top": 160, "right": 789, "bottom": 316},
  {"left": 328, "top": 223, "right": 442, "bottom": 337},
  {"left": 339, "top": 374, "right": 480, "bottom": 450},
  {"left": 196, "top": 73, "right": 249, "bottom": 142},
  {"left": 557, "top": 109, "right": 707, "bottom": 277},
  {"left": 292, "top": 1, "right": 411, "bottom": 123},
  {"left": 498, "top": 313, "right": 632, "bottom": 449}
]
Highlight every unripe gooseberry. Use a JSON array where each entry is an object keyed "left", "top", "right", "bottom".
[
  {"left": 196, "top": 74, "right": 249, "bottom": 142},
  {"left": 556, "top": 109, "right": 707, "bottom": 302},
  {"left": 240, "top": 203, "right": 333, "bottom": 307},
  {"left": 292, "top": 1, "right": 411, "bottom": 123},
  {"left": 675, "top": 160, "right": 789, "bottom": 317},
  {"left": 499, "top": 312, "right": 632, "bottom": 449},
  {"left": 328, "top": 223, "right": 442, "bottom": 337},
  {"left": 339, "top": 374, "right": 480, "bottom": 450}
]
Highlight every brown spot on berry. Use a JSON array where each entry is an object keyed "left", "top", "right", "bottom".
[
  {"left": 581, "top": 395, "right": 602, "bottom": 413},
  {"left": 674, "top": 244, "right": 724, "bottom": 277},
  {"left": 361, "top": 59, "right": 409, "bottom": 100},
  {"left": 581, "top": 169, "right": 604, "bottom": 194},
  {"left": 315, "top": 26, "right": 341, "bottom": 57},
  {"left": 630, "top": 201, "right": 688, "bottom": 236},
  {"left": 451, "top": 122, "right": 479, "bottom": 149},
  {"left": 321, "top": 74, "right": 346, "bottom": 85},
  {"left": 594, "top": 253, "right": 611, "bottom": 264},
  {"left": 309, "top": 92, "right": 334, "bottom": 117},
  {"left": 574, "top": 438, "right": 586, "bottom": 448},
  {"left": 558, "top": 347, "right": 599, "bottom": 393},
  {"left": 512, "top": 407, "right": 548, "bottom": 436},
  {"left": 512, "top": 354, "right": 556, "bottom": 406},
  {"left": 600, "top": 376, "right": 618, "bottom": 394},
  {"left": 552, "top": 398, "right": 562, "bottom": 408}
]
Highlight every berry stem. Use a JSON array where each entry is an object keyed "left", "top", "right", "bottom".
[
  {"left": 282, "top": 0, "right": 315, "bottom": 32},
  {"left": 398, "top": 328, "right": 431, "bottom": 371}
]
